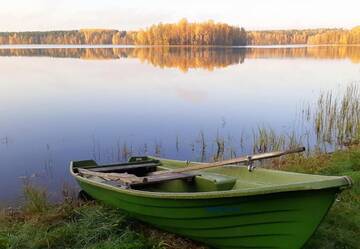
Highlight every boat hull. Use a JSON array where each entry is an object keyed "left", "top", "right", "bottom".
[{"left": 77, "top": 178, "right": 338, "bottom": 249}]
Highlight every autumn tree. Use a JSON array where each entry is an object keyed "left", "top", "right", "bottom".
[{"left": 132, "top": 19, "right": 247, "bottom": 46}]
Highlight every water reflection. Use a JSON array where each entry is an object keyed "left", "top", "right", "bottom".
[
  {"left": 246, "top": 46, "right": 360, "bottom": 63},
  {"left": 0, "top": 46, "right": 359, "bottom": 72}
]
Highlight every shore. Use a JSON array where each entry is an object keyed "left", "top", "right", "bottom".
[{"left": 1, "top": 146, "right": 359, "bottom": 249}]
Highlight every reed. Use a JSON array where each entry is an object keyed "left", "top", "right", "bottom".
[
  {"left": 197, "top": 131, "right": 207, "bottom": 162},
  {"left": 252, "top": 126, "right": 286, "bottom": 153},
  {"left": 175, "top": 135, "right": 180, "bottom": 153},
  {"left": 250, "top": 84, "right": 360, "bottom": 155},
  {"left": 226, "top": 135, "right": 237, "bottom": 159},
  {"left": 154, "top": 141, "right": 162, "bottom": 157},
  {"left": 143, "top": 143, "right": 148, "bottom": 154},
  {"left": 121, "top": 142, "right": 133, "bottom": 161},
  {"left": 21, "top": 182, "right": 50, "bottom": 214},
  {"left": 91, "top": 135, "right": 102, "bottom": 161},
  {"left": 310, "top": 84, "right": 360, "bottom": 148},
  {"left": 213, "top": 133, "right": 225, "bottom": 161}
]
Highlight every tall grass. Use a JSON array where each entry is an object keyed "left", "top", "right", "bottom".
[
  {"left": 252, "top": 127, "right": 286, "bottom": 153},
  {"left": 22, "top": 181, "right": 50, "bottom": 214},
  {"left": 0, "top": 181, "right": 207, "bottom": 249},
  {"left": 249, "top": 84, "right": 360, "bottom": 155},
  {"left": 312, "top": 84, "right": 360, "bottom": 148}
]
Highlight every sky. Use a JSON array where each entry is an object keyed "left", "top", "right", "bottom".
[{"left": 1, "top": 0, "right": 359, "bottom": 31}]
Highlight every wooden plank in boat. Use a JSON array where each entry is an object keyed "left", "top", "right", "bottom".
[
  {"left": 89, "top": 162, "right": 159, "bottom": 173},
  {"left": 79, "top": 168, "right": 199, "bottom": 188}
]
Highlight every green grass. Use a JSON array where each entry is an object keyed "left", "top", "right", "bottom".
[
  {"left": 0, "top": 203, "right": 164, "bottom": 249},
  {"left": 0, "top": 187, "right": 204, "bottom": 249},
  {"left": 0, "top": 147, "right": 359, "bottom": 249}
]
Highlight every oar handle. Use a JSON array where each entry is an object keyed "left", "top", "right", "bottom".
[
  {"left": 160, "top": 147, "right": 306, "bottom": 174},
  {"left": 283, "top": 147, "right": 306, "bottom": 155},
  {"left": 251, "top": 147, "right": 306, "bottom": 160}
]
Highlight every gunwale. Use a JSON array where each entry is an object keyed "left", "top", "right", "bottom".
[{"left": 70, "top": 157, "right": 352, "bottom": 200}]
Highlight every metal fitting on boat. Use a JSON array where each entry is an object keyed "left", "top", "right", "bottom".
[{"left": 247, "top": 156, "right": 255, "bottom": 172}]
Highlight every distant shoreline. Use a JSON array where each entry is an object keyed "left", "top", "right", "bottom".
[
  {"left": 1, "top": 20, "right": 359, "bottom": 46},
  {"left": 0, "top": 44, "right": 360, "bottom": 49}
]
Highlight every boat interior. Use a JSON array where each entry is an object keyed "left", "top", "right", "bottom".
[{"left": 72, "top": 156, "right": 344, "bottom": 193}]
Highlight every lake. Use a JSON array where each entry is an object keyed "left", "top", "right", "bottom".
[{"left": 0, "top": 45, "right": 359, "bottom": 205}]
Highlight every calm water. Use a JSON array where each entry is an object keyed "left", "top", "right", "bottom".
[{"left": 0, "top": 46, "right": 359, "bottom": 204}]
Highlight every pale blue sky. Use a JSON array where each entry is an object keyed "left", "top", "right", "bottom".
[{"left": 1, "top": 0, "right": 359, "bottom": 31}]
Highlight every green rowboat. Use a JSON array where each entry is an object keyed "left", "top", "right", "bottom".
[{"left": 70, "top": 155, "right": 352, "bottom": 249}]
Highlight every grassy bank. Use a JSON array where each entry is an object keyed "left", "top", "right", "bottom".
[
  {"left": 1, "top": 146, "right": 359, "bottom": 249},
  {"left": 0, "top": 187, "right": 206, "bottom": 249}
]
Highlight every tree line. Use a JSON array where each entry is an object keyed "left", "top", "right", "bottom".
[
  {"left": 0, "top": 29, "right": 132, "bottom": 45},
  {"left": 0, "top": 20, "right": 247, "bottom": 46},
  {"left": 0, "top": 20, "right": 359, "bottom": 45},
  {"left": 247, "top": 26, "right": 360, "bottom": 45},
  {"left": 307, "top": 26, "right": 360, "bottom": 45}
]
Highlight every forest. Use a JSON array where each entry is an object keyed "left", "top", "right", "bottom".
[
  {"left": 0, "top": 29, "right": 132, "bottom": 45},
  {"left": 247, "top": 26, "right": 360, "bottom": 45},
  {"left": 0, "top": 19, "right": 359, "bottom": 45}
]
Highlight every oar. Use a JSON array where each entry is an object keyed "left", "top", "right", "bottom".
[{"left": 151, "top": 147, "right": 305, "bottom": 175}]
